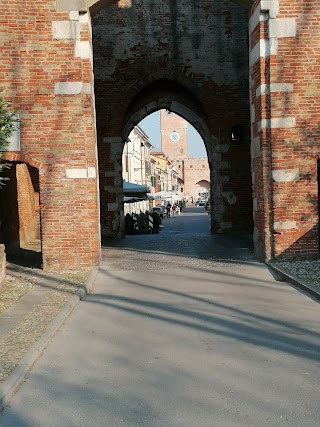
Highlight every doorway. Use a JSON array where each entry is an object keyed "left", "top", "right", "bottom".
[{"left": 0, "top": 162, "right": 42, "bottom": 268}]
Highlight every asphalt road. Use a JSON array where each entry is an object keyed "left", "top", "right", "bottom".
[{"left": 1, "top": 208, "right": 320, "bottom": 426}]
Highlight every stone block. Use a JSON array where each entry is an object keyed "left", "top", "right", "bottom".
[
  {"left": 56, "top": 0, "right": 87, "bottom": 12},
  {"left": 251, "top": 137, "right": 261, "bottom": 159},
  {"left": 272, "top": 169, "right": 299, "bottom": 182},
  {"left": 260, "top": 0, "right": 279, "bottom": 18},
  {"left": 75, "top": 41, "right": 92, "bottom": 62},
  {"left": 69, "top": 11, "right": 80, "bottom": 21},
  {"left": 87, "top": 167, "right": 97, "bottom": 178},
  {"left": 55, "top": 82, "right": 83, "bottom": 95},
  {"left": 274, "top": 221, "right": 297, "bottom": 231},
  {"left": 66, "top": 168, "right": 87, "bottom": 178},
  {"left": 269, "top": 18, "right": 296, "bottom": 39},
  {"left": 52, "top": 21, "right": 80, "bottom": 40}
]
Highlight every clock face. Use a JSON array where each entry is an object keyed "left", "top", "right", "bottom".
[{"left": 170, "top": 131, "right": 180, "bottom": 142}]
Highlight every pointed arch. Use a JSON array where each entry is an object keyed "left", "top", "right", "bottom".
[{"left": 121, "top": 80, "right": 214, "bottom": 162}]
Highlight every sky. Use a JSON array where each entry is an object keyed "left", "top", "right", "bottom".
[{"left": 139, "top": 111, "right": 207, "bottom": 157}]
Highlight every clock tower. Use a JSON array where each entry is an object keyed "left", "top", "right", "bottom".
[{"left": 160, "top": 110, "right": 188, "bottom": 159}]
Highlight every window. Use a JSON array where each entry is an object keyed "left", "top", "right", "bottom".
[
  {"left": 181, "top": 187, "right": 184, "bottom": 192},
  {"left": 190, "top": 165, "right": 193, "bottom": 168},
  {"left": 231, "top": 124, "right": 243, "bottom": 144},
  {"left": 145, "top": 160, "right": 151, "bottom": 175}
]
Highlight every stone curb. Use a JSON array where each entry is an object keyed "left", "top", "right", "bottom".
[
  {"left": 267, "top": 263, "right": 320, "bottom": 302},
  {"left": 0, "top": 268, "right": 99, "bottom": 412}
]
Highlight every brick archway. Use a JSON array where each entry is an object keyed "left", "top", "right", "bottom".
[
  {"left": 1, "top": 0, "right": 319, "bottom": 270},
  {"left": 122, "top": 95, "right": 251, "bottom": 234},
  {"left": 2, "top": 153, "right": 42, "bottom": 171},
  {"left": 121, "top": 84, "right": 213, "bottom": 161},
  {"left": 94, "top": 0, "right": 253, "bottom": 240}
]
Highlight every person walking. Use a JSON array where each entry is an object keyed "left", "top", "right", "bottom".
[
  {"left": 172, "top": 203, "right": 177, "bottom": 218},
  {"left": 166, "top": 203, "right": 171, "bottom": 218}
]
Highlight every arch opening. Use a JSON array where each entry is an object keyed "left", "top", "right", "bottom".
[
  {"left": 93, "top": 0, "right": 253, "bottom": 242},
  {"left": 121, "top": 108, "right": 212, "bottom": 234},
  {"left": 0, "top": 162, "right": 42, "bottom": 269},
  {"left": 113, "top": 102, "right": 253, "bottom": 238}
]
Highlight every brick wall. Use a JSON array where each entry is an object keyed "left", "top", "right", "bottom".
[
  {"left": 1, "top": 1, "right": 100, "bottom": 270},
  {"left": 249, "top": 0, "right": 320, "bottom": 260},
  {"left": 1, "top": 0, "right": 318, "bottom": 267},
  {"left": 179, "top": 158, "right": 210, "bottom": 199}
]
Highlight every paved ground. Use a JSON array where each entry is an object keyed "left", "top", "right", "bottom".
[
  {"left": 0, "top": 267, "right": 92, "bottom": 393},
  {"left": 0, "top": 207, "right": 319, "bottom": 425}
]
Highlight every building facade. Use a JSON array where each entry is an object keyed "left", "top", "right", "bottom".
[
  {"left": 150, "top": 152, "right": 179, "bottom": 194},
  {"left": 122, "top": 126, "right": 153, "bottom": 189},
  {"left": 160, "top": 110, "right": 210, "bottom": 201}
]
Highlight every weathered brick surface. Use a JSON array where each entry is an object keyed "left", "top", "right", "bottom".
[
  {"left": 93, "top": 0, "right": 252, "bottom": 235},
  {"left": 0, "top": 1, "right": 100, "bottom": 270},
  {"left": 250, "top": 0, "right": 320, "bottom": 260}
]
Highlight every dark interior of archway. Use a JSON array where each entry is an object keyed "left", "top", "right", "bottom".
[
  {"left": 0, "top": 162, "right": 42, "bottom": 269},
  {"left": 124, "top": 79, "right": 205, "bottom": 128}
]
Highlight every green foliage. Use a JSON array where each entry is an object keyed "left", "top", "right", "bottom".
[{"left": 0, "top": 97, "right": 16, "bottom": 187}]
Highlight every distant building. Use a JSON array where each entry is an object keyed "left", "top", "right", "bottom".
[
  {"left": 122, "top": 126, "right": 156, "bottom": 193},
  {"left": 150, "top": 152, "right": 178, "bottom": 193},
  {"left": 160, "top": 110, "right": 210, "bottom": 201}
]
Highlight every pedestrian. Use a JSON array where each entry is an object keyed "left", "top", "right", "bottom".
[
  {"left": 176, "top": 204, "right": 180, "bottom": 216},
  {"left": 172, "top": 203, "right": 177, "bottom": 218},
  {"left": 125, "top": 213, "right": 134, "bottom": 234},
  {"left": 166, "top": 203, "right": 171, "bottom": 218}
]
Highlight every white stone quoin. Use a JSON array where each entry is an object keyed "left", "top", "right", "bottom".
[
  {"left": 55, "top": 82, "right": 83, "bottom": 95},
  {"left": 256, "top": 83, "right": 294, "bottom": 97},
  {"left": 274, "top": 221, "right": 297, "bottom": 230},
  {"left": 272, "top": 169, "right": 299, "bottom": 182},
  {"left": 66, "top": 168, "right": 87, "bottom": 179},
  {"left": 52, "top": 21, "right": 80, "bottom": 40},
  {"left": 258, "top": 117, "right": 296, "bottom": 131},
  {"left": 269, "top": 18, "right": 296, "bottom": 39}
]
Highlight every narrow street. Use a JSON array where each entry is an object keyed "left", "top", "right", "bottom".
[{"left": 1, "top": 207, "right": 320, "bottom": 426}]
